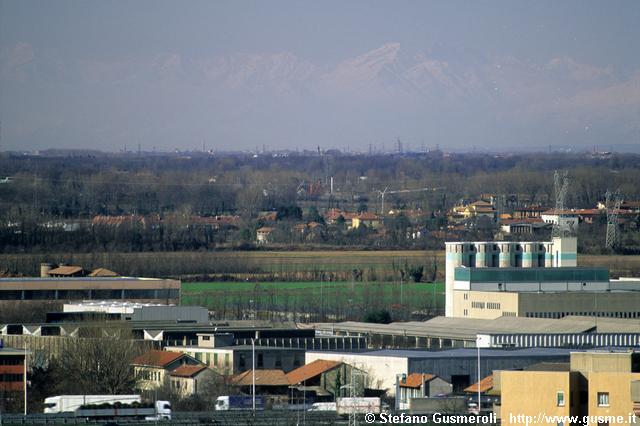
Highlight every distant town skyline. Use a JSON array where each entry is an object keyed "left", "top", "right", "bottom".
[{"left": 1, "top": 0, "right": 639, "bottom": 152}]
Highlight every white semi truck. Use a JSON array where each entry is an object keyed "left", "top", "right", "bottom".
[{"left": 43, "top": 395, "right": 171, "bottom": 420}]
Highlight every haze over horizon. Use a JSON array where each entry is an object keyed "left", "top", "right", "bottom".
[{"left": 1, "top": 1, "right": 639, "bottom": 152}]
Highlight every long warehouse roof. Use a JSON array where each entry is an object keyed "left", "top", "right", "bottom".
[{"left": 311, "top": 316, "right": 640, "bottom": 341}]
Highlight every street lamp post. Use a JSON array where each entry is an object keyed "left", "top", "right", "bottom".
[
  {"left": 395, "top": 373, "right": 406, "bottom": 410},
  {"left": 252, "top": 338, "right": 256, "bottom": 413},
  {"left": 476, "top": 336, "right": 481, "bottom": 415},
  {"left": 23, "top": 343, "right": 28, "bottom": 416}
]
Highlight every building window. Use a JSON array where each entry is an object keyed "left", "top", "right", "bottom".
[
  {"left": 597, "top": 392, "right": 609, "bottom": 406},
  {"left": 257, "top": 353, "right": 264, "bottom": 368},
  {"left": 464, "top": 309, "right": 468, "bottom": 316},
  {"left": 557, "top": 391, "right": 565, "bottom": 407}
]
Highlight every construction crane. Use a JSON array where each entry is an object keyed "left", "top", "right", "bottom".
[
  {"left": 376, "top": 186, "right": 444, "bottom": 215},
  {"left": 605, "top": 189, "right": 623, "bottom": 250}
]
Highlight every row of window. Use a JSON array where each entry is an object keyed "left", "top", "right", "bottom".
[
  {"left": 136, "top": 370, "right": 162, "bottom": 382},
  {"left": 0, "top": 374, "right": 23, "bottom": 382},
  {"left": 556, "top": 391, "right": 609, "bottom": 407},
  {"left": 469, "top": 301, "right": 501, "bottom": 310},
  {"left": 0, "top": 289, "right": 179, "bottom": 300},
  {"left": 0, "top": 358, "right": 23, "bottom": 365},
  {"left": 190, "top": 352, "right": 230, "bottom": 368},
  {"left": 462, "top": 309, "right": 516, "bottom": 317},
  {"left": 170, "top": 379, "right": 188, "bottom": 390}
]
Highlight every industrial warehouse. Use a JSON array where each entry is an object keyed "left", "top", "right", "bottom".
[
  {"left": 445, "top": 236, "right": 640, "bottom": 320},
  {"left": 0, "top": 263, "right": 180, "bottom": 303}
]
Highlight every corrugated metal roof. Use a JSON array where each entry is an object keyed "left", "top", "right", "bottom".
[
  {"left": 310, "top": 315, "right": 602, "bottom": 340},
  {"left": 309, "top": 347, "right": 576, "bottom": 359}
]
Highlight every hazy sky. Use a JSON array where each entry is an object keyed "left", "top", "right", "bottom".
[{"left": 1, "top": 1, "right": 639, "bottom": 152}]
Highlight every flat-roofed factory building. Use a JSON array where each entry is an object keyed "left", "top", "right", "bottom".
[
  {"left": 445, "top": 236, "right": 640, "bottom": 320},
  {"left": 0, "top": 276, "right": 180, "bottom": 304}
]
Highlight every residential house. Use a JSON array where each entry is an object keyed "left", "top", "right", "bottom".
[
  {"left": 541, "top": 209, "right": 579, "bottom": 232},
  {"left": 351, "top": 212, "right": 382, "bottom": 229},
  {"left": 131, "top": 350, "right": 203, "bottom": 394},
  {"left": 231, "top": 369, "right": 290, "bottom": 396},
  {"left": 46, "top": 265, "right": 86, "bottom": 277},
  {"left": 450, "top": 200, "right": 497, "bottom": 223},
  {"left": 286, "top": 359, "right": 359, "bottom": 400},
  {"left": 256, "top": 227, "right": 275, "bottom": 244},
  {"left": 169, "top": 365, "right": 220, "bottom": 396},
  {"left": 464, "top": 375, "right": 500, "bottom": 412},
  {"left": 324, "top": 209, "right": 355, "bottom": 228},
  {"left": 398, "top": 373, "right": 453, "bottom": 409},
  {"left": 512, "top": 206, "right": 547, "bottom": 220}
]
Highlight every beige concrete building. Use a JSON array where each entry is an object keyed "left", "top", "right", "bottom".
[
  {"left": 165, "top": 333, "right": 305, "bottom": 375},
  {"left": 445, "top": 237, "right": 578, "bottom": 317},
  {"left": 446, "top": 236, "right": 640, "bottom": 320},
  {"left": 454, "top": 290, "right": 640, "bottom": 320},
  {"left": 495, "top": 351, "right": 640, "bottom": 426}
]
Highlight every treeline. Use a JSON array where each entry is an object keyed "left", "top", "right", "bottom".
[
  {"left": 1, "top": 151, "right": 640, "bottom": 253},
  {"left": 2, "top": 152, "right": 640, "bottom": 218}
]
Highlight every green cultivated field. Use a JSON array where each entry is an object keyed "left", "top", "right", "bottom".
[{"left": 181, "top": 280, "right": 445, "bottom": 320}]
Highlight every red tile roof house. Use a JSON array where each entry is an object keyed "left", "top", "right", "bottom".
[
  {"left": 169, "top": 364, "right": 221, "bottom": 397},
  {"left": 132, "top": 350, "right": 204, "bottom": 396},
  {"left": 286, "top": 359, "right": 362, "bottom": 401},
  {"left": 256, "top": 227, "right": 275, "bottom": 244},
  {"left": 398, "top": 373, "right": 453, "bottom": 409}
]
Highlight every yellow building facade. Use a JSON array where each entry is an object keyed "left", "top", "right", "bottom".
[{"left": 495, "top": 352, "right": 640, "bottom": 426}]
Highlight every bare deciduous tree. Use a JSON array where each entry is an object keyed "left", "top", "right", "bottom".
[{"left": 53, "top": 327, "right": 144, "bottom": 395}]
